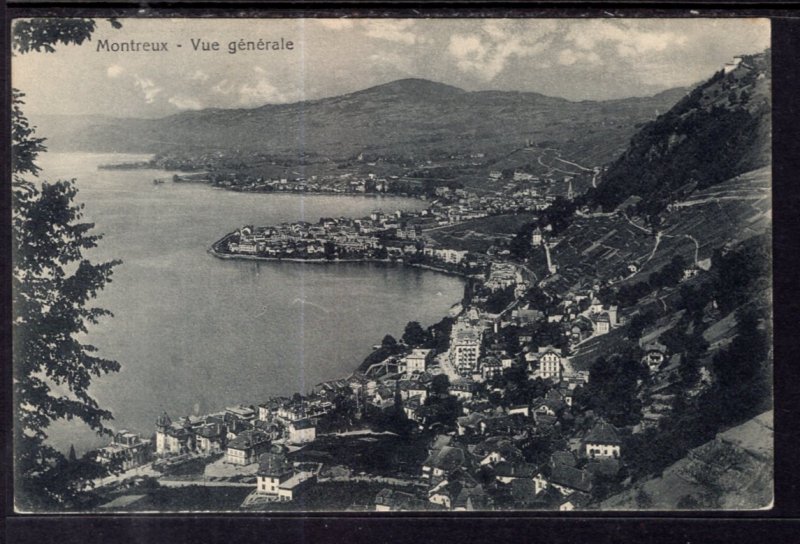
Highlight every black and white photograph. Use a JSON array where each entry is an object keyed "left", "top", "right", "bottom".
[{"left": 10, "top": 16, "right": 773, "bottom": 513}]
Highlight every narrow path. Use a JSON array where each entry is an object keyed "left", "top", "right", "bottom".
[
  {"left": 663, "top": 233, "right": 700, "bottom": 266},
  {"left": 537, "top": 155, "right": 580, "bottom": 176},
  {"left": 671, "top": 195, "right": 766, "bottom": 208},
  {"left": 642, "top": 231, "right": 663, "bottom": 270},
  {"left": 554, "top": 156, "right": 592, "bottom": 172},
  {"left": 159, "top": 479, "right": 254, "bottom": 488},
  {"left": 620, "top": 230, "right": 662, "bottom": 282},
  {"left": 622, "top": 211, "right": 652, "bottom": 235}
]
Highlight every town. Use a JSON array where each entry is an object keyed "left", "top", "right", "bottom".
[
  {"left": 92, "top": 171, "right": 767, "bottom": 511},
  {"left": 86, "top": 53, "right": 773, "bottom": 512}
]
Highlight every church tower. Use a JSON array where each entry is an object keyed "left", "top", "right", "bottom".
[
  {"left": 531, "top": 226, "right": 543, "bottom": 247},
  {"left": 155, "top": 411, "right": 172, "bottom": 455}
]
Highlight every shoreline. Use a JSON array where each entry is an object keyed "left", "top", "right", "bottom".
[
  {"left": 207, "top": 242, "right": 476, "bottom": 280},
  {"left": 107, "top": 161, "right": 430, "bottom": 202},
  {"left": 223, "top": 188, "right": 426, "bottom": 201}
]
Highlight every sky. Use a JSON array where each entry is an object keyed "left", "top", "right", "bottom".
[{"left": 12, "top": 17, "right": 770, "bottom": 118}]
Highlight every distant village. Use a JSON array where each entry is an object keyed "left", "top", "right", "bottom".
[{"left": 210, "top": 162, "right": 584, "bottom": 274}]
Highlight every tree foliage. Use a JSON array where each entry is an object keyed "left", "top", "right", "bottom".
[
  {"left": 402, "top": 321, "right": 429, "bottom": 347},
  {"left": 13, "top": 18, "right": 123, "bottom": 510},
  {"left": 576, "top": 355, "right": 646, "bottom": 427},
  {"left": 589, "top": 53, "right": 770, "bottom": 215},
  {"left": 12, "top": 18, "right": 121, "bottom": 54},
  {"left": 623, "top": 304, "right": 770, "bottom": 482}
]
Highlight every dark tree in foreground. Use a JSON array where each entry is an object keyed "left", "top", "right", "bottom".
[{"left": 12, "top": 18, "right": 122, "bottom": 510}]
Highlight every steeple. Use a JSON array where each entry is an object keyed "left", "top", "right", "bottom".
[{"left": 531, "top": 226, "right": 543, "bottom": 247}]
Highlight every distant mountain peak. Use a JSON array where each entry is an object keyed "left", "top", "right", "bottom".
[{"left": 354, "top": 78, "right": 466, "bottom": 98}]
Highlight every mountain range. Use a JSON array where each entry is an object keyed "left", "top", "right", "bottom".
[{"left": 33, "top": 78, "right": 687, "bottom": 167}]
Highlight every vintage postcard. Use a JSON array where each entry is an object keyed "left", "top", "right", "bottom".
[{"left": 10, "top": 16, "right": 772, "bottom": 513}]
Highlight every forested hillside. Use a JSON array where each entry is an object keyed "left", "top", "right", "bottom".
[{"left": 589, "top": 51, "right": 771, "bottom": 218}]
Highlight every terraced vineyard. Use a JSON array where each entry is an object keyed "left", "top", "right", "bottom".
[{"left": 530, "top": 166, "right": 770, "bottom": 290}]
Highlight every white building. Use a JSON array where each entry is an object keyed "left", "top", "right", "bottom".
[
  {"left": 402, "top": 348, "right": 434, "bottom": 375},
  {"left": 449, "top": 326, "right": 483, "bottom": 375},
  {"left": 256, "top": 451, "right": 293, "bottom": 497},
  {"left": 277, "top": 471, "right": 316, "bottom": 501},
  {"left": 225, "top": 429, "right": 271, "bottom": 465},
  {"left": 593, "top": 313, "right": 611, "bottom": 335},
  {"left": 155, "top": 412, "right": 192, "bottom": 456},
  {"left": 583, "top": 420, "right": 622, "bottom": 460},
  {"left": 288, "top": 419, "right": 316, "bottom": 445},
  {"left": 535, "top": 346, "right": 563, "bottom": 382}
]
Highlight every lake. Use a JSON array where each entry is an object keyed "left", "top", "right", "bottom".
[{"left": 32, "top": 153, "right": 464, "bottom": 453}]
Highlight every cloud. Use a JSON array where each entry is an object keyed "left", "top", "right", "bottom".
[
  {"left": 447, "top": 20, "right": 557, "bottom": 81},
  {"left": 565, "top": 20, "right": 688, "bottom": 59},
  {"left": 368, "top": 51, "right": 413, "bottom": 73},
  {"left": 362, "top": 20, "right": 421, "bottom": 45},
  {"left": 189, "top": 70, "right": 209, "bottom": 82},
  {"left": 212, "top": 79, "right": 236, "bottom": 95},
  {"left": 558, "top": 49, "right": 578, "bottom": 66},
  {"left": 107, "top": 64, "right": 124, "bottom": 78},
  {"left": 557, "top": 48, "right": 602, "bottom": 67},
  {"left": 168, "top": 95, "right": 203, "bottom": 110},
  {"left": 239, "top": 77, "right": 292, "bottom": 106},
  {"left": 133, "top": 75, "right": 162, "bottom": 104}
]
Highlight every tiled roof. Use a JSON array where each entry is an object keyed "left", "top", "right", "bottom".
[
  {"left": 560, "top": 491, "right": 592, "bottom": 508},
  {"left": 291, "top": 419, "right": 315, "bottom": 430},
  {"left": 494, "top": 461, "right": 537, "bottom": 479},
  {"left": 473, "top": 437, "right": 522, "bottom": 461},
  {"left": 423, "top": 446, "right": 465, "bottom": 472},
  {"left": 510, "top": 479, "right": 537, "bottom": 504},
  {"left": 257, "top": 452, "right": 292, "bottom": 477},
  {"left": 457, "top": 413, "right": 486, "bottom": 428},
  {"left": 454, "top": 484, "right": 487, "bottom": 510},
  {"left": 551, "top": 450, "right": 577, "bottom": 468},
  {"left": 196, "top": 423, "right": 223, "bottom": 439},
  {"left": 549, "top": 464, "right": 592, "bottom": 493},
  {"left": 584, "top": 420, "right": 621, "bottom": 445},
  {"left": 227, "top": 429, "right": 270, "bottom": 451}
]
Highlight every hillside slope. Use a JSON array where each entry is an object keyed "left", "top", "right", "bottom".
[
  {"left": 34, "top": 79, "right": 686, "bottom": 166},
  {"left": 600, "top": 411, "right": 773, "bottom": 510},
  {"left": 590, "top": 50, "right": 771, "bottom": 215}
]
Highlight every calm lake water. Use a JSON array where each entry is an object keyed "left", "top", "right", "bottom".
[{"left": 34, "top": 153, "right": 464, "bottom": 453}]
